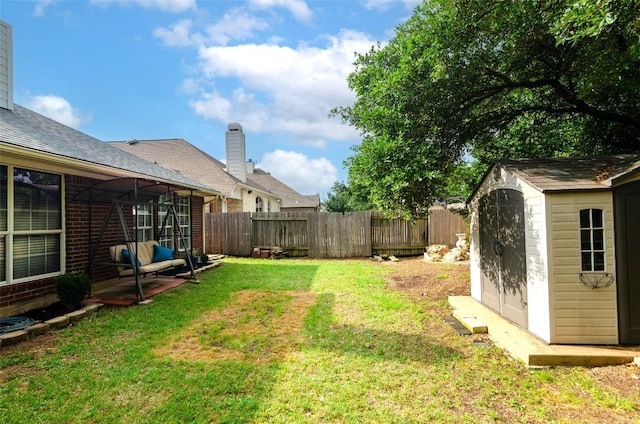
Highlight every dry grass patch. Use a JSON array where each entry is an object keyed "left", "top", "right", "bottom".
[{"left": 156, "top": 290, "right": 316, "bottom": 363}]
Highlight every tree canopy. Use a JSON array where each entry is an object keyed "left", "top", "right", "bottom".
[
  {"left": 332, "top": 0, "right": 640, "bottom": 218},
  {"left": 321, "top": 181, "right": 373, "bottom": 212}
]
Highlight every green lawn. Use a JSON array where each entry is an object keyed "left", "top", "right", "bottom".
[{"left": 0, "top": 258, "right": 637, "bottom": 423}]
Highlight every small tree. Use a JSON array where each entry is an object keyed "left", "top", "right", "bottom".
[{"left": 55, "top": 271, "right": 92, "bottom": 311}]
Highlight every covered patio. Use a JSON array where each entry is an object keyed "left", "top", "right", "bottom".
[
  {"left": 74, "top": 177, "right": 205, "bottom": 304},
  {"left": 85, "top": 260, "right": 221, "bottom": 306}
]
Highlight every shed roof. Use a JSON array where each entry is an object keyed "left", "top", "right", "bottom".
[
  {"left": 497, "top": 154, "right": 640, "bottom": 192},
  {"left": 0, "top": 105, "right": 217, "bottom": 195}
]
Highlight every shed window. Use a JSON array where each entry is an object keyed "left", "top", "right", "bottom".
[
  {"left": 580, "top": 208, "right": 605, "bottom": 271},
  {"left": 256, "top": 196, "right": 263, "bottom": 212}
]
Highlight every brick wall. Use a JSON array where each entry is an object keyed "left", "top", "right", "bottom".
[{"left": 192, "top": 196, "right": 204, "bottom": 253}]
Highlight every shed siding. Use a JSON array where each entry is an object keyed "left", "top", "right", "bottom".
[
  {"left": 469, "top": 165, "right": 550, "bottom": 340},
  {"left": 522, "top": 186, "right": 550, "bottom": 342},
  {"left": 547, "top": 192, "right": 618, "bottom": 344}
]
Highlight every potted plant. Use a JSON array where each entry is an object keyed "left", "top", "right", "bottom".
[
  {"left": 200, "top": 252, "right": 209, "bottom": 266},
  {"left": 54, "top": 271, "right": 92, "bottom": 311},
  {"left": 190, "top": 248, "right": 200, "bottom": 268}
]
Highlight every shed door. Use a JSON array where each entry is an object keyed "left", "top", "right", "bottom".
[
  {"left": 478, "top": 189, "right": 528, "bottom": 328},
  {"left": 614, "top": 180, "right": 640, "bottom": 344}
]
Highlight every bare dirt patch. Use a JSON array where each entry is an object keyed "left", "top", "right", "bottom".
[
  {"left": 155, "top": 290, "right": 316, "bottom": 363},
  {"left": 380, "top": 256, "right": 470, "bottom": 306},
  {"left": 379, "top": 255, "right": 640, "bottom": 405}
]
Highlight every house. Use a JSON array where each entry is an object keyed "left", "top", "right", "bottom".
[
  {"left": 109, "top": 138, "right": 281, "bottom": 213},
  {"left": 467, "top": 154, "right": 640, "bottom": 345},
  {"left": 225, "top": 123, "right": 320, "bottom": 212},
  {"left": 111, "top": 123, "right": 320, "bottom": 213},
  {"left": 247, "top": 168, "right": 320, "bottom": 212},
  {"left": 0, "top": 21, "right": 220, "bottom": 317}
]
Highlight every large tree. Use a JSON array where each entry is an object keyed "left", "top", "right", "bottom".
[
  {"left": 333, "top": 0, "right": 640, "bottom": 218},
  {"left": 322, "top": 181, "right": 373, "bottom": 212}
]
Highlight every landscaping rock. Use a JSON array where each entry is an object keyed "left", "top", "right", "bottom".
[
  {"left": 425, "top": 244, "right": 468, "bottom": 262},
  {"left": 66, "top": 309, "right": 86, "bottom": 323},
  {"left": 0, "top": 330, "right": 28, "bottom": 346},
  {"left": 26, "top": 322, "right": 50, "bottom": 337},
  {"left": 81, "top": 303, "right": 103, "bottom": 315},
  {"left": 45, "top": 315, "right": 69, "bottom": 329}
]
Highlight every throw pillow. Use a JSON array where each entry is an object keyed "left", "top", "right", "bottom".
[
  {"left": 152, "top": 244, "right": 175, "bottom": 262},
  {"left": 121, "top": 248, "right": 142, "bottom": 267}
]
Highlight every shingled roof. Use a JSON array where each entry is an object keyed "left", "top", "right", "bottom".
[
  {"left": 108, "top": 138, "right": 274, "bottom": 199},
  {"left": 1, "top": 105, "right": 217, "bottom": 194},
  {"left": 495, "top": 154, "right": 640, "bottom": 192},
  {"left": 248, "top": 168, "right": 320, "bottom": 209}
]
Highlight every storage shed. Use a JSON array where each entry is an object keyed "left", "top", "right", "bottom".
[{"left": 468, "top": 154, "right": 640, "bottom": 345}]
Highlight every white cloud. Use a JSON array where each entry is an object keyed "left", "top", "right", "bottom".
[
  {"left": 188, "top": 29, "right": 374, "bottom": 145},
  {"left": 204, "top": 8, "right": 270, "bottom": 46},
  {"left": 90, "top": 0, "right": 196, "bottom": 13},
  {"left": 25, "top": 95, "right": 92, "bottom": 128},
  {"left": 34, "top": 0, "right": 56, "bottom": 17},
  {"left": 154, "top": 10, "right": 269, "bottom": 47},
  {"left": 259, "top": 150, "right": 338, "bottom": 194},
  {"left": 362, "top": 0, "right": 421, "bottom": 11},
  {"left": 153, "top": 19, "right": 199, "bottom": 47},
  {"left": 249, "top": 0, "right": 312, "bottom": 22}
]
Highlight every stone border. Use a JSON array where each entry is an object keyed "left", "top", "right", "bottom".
[{"left": 0, "top": 303, "right": 104, "bottom": 348}]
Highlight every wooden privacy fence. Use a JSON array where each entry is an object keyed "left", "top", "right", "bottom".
[
  {"left": 204, "top": 210, "right": 466, "bottom": 258},
  {"left": 428, "top": 207, "right": 468, "bottom": 247}
]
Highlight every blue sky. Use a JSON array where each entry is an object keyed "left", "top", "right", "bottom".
[{"left": 1, "top": 0, "right": 420, "bottom": 196}]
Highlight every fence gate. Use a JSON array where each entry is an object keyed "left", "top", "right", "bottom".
[{"left": 252, "top": 212, "right": 309, "bottom": 257}]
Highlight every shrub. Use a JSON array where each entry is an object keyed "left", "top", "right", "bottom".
[{"left": 55, "top": 271, "right": 92, "bottom": 310}]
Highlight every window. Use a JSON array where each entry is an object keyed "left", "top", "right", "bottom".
[
  {"left": 176, "top": 195, "right": 191, "bottom": 251},
  {"left": 134, "top": 203, "right": 153, "bottom": 242},
  {"left": 157, "top": 194, "right": 191, "bottom": 251},
  {"left": 256, "top": 196, "right": 263, "bottom": 212},
  {"left": 580, "top": 208, "right": 605, "bottom": 271},
  {"left": 157, "top": 194, "right": 175, "bottom": 249},
  {"left": 1, "top": 167, "right": 62, "bottom": 284},
  {"left": 0, "top": 166, "right": 7, "bottom": 282}
]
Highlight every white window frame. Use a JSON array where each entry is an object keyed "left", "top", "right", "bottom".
[
  {"left": 176, "top": 195, "right": 191, "bottom": 251},
  {"left": 157, "top": 194, "right": 175, "bottom": 249},
  {"left": 134, "top": 203, "right": 153, "bottom": 242},
  {"left": 157, "top": 194, "right": 191, "bottom": 252},
  {"left": 1, "top": 165, "right": 64, "bottom": 286}
]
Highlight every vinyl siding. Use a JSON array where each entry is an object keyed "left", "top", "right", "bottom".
[{"left": 547, "top": 192, "right": 618, "bottom": 344}]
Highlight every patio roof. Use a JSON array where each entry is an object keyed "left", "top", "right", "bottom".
[{"left": 73, "top": 177, "right": 191, "bottom": 203}]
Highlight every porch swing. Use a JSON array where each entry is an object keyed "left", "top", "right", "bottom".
[{"left": 74, "top": 177, "right": 198, "bottom": 303}]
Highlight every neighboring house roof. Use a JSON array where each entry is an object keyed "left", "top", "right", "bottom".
[
  {"left": 248, "top": 168, "right": 320, "bottom": 209},
  {"left": 0, "top": 105, "right": 218, "bottom": 195},
  {"left": 108, "top": 138, "right": 275, "bottom": 200},
  {"left": 470, "top": 154, "right": 640, "bottom": 201}
]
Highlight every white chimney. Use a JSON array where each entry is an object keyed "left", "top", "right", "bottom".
[
  {"left": 225, "top": 122, "right": 246, "bottom": 182},
  {"left": 246, "top": 159, "right": 255, "bottom": 175},
  {"left": 0, "top": 21, "right": 13, "bottom": 111}
]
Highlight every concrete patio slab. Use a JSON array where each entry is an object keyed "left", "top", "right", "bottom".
[{"left": 449, "top": 296, "right": 640, "bottom": 367}]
